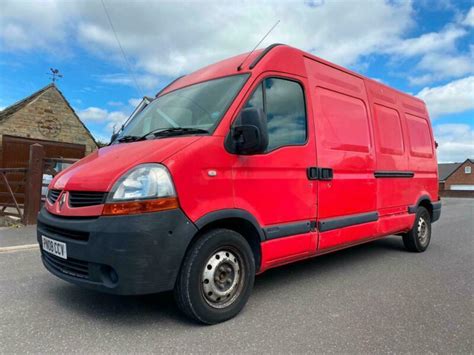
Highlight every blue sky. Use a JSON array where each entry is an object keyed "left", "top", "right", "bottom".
[{"left": 0, "top": 0, "right": 473, "bottom": 162}]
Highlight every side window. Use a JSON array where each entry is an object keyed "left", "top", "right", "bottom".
[
  {"left": 265, "top": 78, "right": 307, "bottom": 150},
  {"left": 245, "top": 83, "right": 263, "bottom": 110},
  {"left": 242, "top": 78, "right": 307, "bottom": 151}
]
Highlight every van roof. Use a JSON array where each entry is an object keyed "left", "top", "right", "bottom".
[
  {"left": 157, "top": 48, "right": 265, "bottom": 96},
  {"left": 158, "top": 44, "right": 426, "bottom": 109}
]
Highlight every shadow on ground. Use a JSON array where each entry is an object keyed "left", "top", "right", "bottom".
[{"left": 48, "top": 235, "right": 406, "bottom": 325}]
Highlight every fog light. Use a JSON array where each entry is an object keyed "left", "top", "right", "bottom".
[
  {"left": 109, "top": 268, "right": 118, "bottom": 283},
  {"left": 100, "top": 265, "right": 119, "bottom": 286}
]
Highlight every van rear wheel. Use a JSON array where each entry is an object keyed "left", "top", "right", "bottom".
[
  {"left": 174, "top": 228, "right": 255, "bottom": 324},
  {"left": 403, "top": 206, "right": 431, "bottom": 252}
]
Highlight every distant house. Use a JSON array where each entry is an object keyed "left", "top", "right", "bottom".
[
  {"left": 0, "top": 83, "right": 97, "bottom": 168},
  {"left": 438, "top": 159, "right": 474, "bottom": 192}
]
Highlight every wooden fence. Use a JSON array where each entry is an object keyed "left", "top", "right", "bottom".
[
  {"left": 0, "top": 168, "right": 28, "bottom": 222},
  {"left": 0, "top": 144, "right": 78, "bottom": 225}
]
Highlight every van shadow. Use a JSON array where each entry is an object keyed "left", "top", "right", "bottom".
[
  {"left": 254, "top": 236, "right": 405, "bottom": 290},
  {"left": 48, "top": 236, "right": 405, "bottom": 325},
  {"left": 49, "top": 283, "right": 191, "bottom": 325}
]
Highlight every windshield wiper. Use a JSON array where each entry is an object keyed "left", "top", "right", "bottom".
[
  {"left": 117, "top": 128, "right": 209, "bottom": 144},
  {"left": 154, "top": 127, "right": 209, "bottom": 136},
  {"left": 116, "top": 135, "right": 143, "bottom": 143},
  {"left": 141, "top": 127, "right": 209, "bottom": 140}
]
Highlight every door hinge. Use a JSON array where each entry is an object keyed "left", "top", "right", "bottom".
[{"left": 307, "top": 167, "right": 333, "bottom": 181}]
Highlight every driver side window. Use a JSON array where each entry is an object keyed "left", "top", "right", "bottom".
[{"left": 243, "top": 77, "right": 307, "bottom": 151}]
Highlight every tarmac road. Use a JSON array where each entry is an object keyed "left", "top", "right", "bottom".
[{"left": 0, "top": 198, "right": 472, "bottom": 353}]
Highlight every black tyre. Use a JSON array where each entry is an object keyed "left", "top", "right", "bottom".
[
  {"left": 174, "top": 228, "right": 255, "bottom": 324},
  {"left": 402, "top": 206, "right": 431, "bottom": 252}
]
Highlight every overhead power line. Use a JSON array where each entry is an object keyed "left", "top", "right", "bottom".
[{"left": 100, "top": 0, "right": 144, "bottom": 97}]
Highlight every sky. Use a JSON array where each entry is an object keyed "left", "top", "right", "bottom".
[{"left": 0, "top": 0, "right": 473, "bottom": 162}]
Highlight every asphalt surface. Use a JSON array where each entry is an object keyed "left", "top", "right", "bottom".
[
  {"left": 0, "top": 225, "right": 36, "bottom": 247},
  {"left": 0, "top": 198, "right": 472, "bottom": 353}
]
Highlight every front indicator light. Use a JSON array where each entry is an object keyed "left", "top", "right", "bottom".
[{"left": 102, "top": 197, "right": 179, "bottom": 216}]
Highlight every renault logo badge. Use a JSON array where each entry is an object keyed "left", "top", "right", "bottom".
[{"left": 59, "top": 193, "right": 67, "bottom": 210}]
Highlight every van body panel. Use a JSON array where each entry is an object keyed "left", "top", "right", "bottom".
[
  {"left": 164, "top": 136, "right": 236, "bottom": 222},
  {"left": 305, "top": 58, "right": 377, "bottom": 218},
  {"left": 260, "top": 232, "right": 316, "bottom": 271},
  {"left": 41, "top": 44, "right": 440, "bottom": 296},
  {"left": 318, "top": 220, "right": 379, "bottom": 250},
  {"left": 230, "top": 71, "right": 317, "bottom": 227},
  {"left": 304, "top": 57, "right": 378, "bottom": 249},
  {"left": 377, "top": 213, "right": 415, "bottom": 236},
  {"left": 52, "top": 136, "right": 201, "bottom": 193}
]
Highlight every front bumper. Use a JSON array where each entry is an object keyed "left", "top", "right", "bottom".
[{"left": 37, "top": 208, "right": 197, "bottom": 295}]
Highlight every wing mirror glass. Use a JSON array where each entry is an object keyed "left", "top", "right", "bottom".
[{"left": 225, "top": 108, "right": 269, "bottom": 155}]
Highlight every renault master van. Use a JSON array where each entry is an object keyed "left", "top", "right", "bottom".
[{"left": 38, "top": 44, "right": 441, "bottom": 324}]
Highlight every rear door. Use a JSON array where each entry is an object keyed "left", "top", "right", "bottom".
[{"left": 304, "top": 58, "right": 377, "bottom": 250}]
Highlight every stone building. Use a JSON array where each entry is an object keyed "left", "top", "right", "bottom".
[{"left": 0, "top": 83, "right": 97, "bottom": 168}]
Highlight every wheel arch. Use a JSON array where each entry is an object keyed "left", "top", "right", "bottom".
[
  {"left": 409, "top": 194, "right": 434, "bottom": 219},
  {"left": 192, "top": 209, "right": 264, "bottom": 271}
]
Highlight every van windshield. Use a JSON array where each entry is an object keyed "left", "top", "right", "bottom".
[{"left": 116, "top": 74, "right": 249, "bottom": 141}]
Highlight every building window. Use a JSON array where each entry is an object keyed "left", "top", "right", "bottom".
[{"left": 465, "top": 166, "right": 472, "bottom": 174}]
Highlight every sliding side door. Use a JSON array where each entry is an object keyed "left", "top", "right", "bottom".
[{"left": 304, "top": 58, "right": 377, "bottom": 250}]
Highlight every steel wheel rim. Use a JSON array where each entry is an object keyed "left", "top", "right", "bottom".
[
  {"left": 417, "top": 217, "right": 429, "bottom": 245},
  {"left": 201, "top": 248, "right": 245, "bottom": 309}
]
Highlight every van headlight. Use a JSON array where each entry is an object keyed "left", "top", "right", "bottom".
[
  {"left": 108, "top": 164, "right": 175, "bottom": 201},
  {"left": 103, "top": 164, "right": 178, "bottom": 215}
]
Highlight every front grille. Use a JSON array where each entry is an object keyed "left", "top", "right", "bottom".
[
  {"left": 47, "top": 189, "right": 61, "bottom": 204},
  {"left": 69, "top": 191, "right": 107, "bottom": 207},
  {"left": 38, "top": 222, "right": 89, "bottom": 242},
  {"left": 42, "top": 252, "right": 90, "bottom": 280}
]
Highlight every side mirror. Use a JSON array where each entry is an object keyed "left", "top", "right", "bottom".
[{"left": 225, "top": 108, "right": 269, "bottom": 155}]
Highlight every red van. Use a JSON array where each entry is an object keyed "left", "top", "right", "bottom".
[{"left": 38, "top": 44, "right": 441, "bottom": 324}]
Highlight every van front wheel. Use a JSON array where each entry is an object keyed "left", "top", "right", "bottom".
[
  {"left": 403, "top": 206, "right": 431, "bottom": 252},
  {"left": 174, "top": 228, "right": 255, "bottom": 324}
]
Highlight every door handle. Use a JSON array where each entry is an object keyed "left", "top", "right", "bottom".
[{"left": 307, "top": 167, "right": 333, "bottom": 181}]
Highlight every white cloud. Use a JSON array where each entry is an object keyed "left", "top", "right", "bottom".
[
  {"left": 77, "top": 107, "right": 109, "bottom": 122},
  {"left": 1, "top": 0, "right": 413, "bottom": 76},
  {"left": 387, "top": 24, "right": 473, "bottom": 85},
  {"left": 97, "top": 73, "right": 159, "bottom": 91},
  {"left": 434, "top": 124, "right": 474, "bottom": 162},
  {"left": 462, "top": 6, "right": 474, "bottom": 27},
  {"left": 128, "top": 98, "right": 142, "bottom": 107},
  {"left": 387, "top": 26, "right": 466, "bottom": 57},
  {"left": 416, "top": 76, "right": 474, "bottom": 117},
  {"left": 0, "top": 0, "right": 73, "bottom": 52},
  {"left": 77, "top": 106, "right": 128, "bottom": 133},
  {"left": 408, "top": 74, "right": 435, "bottom": 86},
  {"left": 1, "top": 0, "right": 472, "bottom": 104},
  {"left": 414, "top": 52, "right": 474, "bottom": 83}
]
